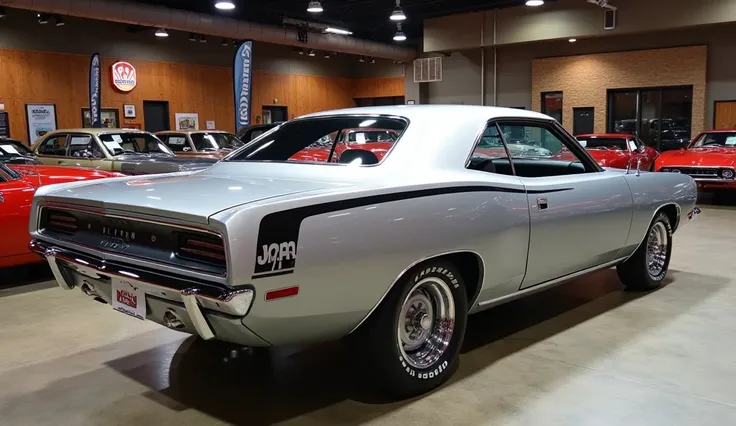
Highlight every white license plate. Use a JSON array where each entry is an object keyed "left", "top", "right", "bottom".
[{"left": 111, "top": 277, "right": 146, "bottom": 320}]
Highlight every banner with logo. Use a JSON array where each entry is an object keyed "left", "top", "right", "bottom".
[
  {"left": 89, "top": 53, "right": 102, "bottom": 128},
  {"left": 234, "top": 40, "right": 253, "bottom": 129}
]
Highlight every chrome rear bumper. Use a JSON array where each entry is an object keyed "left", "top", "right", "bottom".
[{"left": 30, "top": 239, "right": 257, "bottom": 343}]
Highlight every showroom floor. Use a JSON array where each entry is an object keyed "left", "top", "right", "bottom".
[{"left": 1, "top": 205, "right": 736, "bottom": 425}]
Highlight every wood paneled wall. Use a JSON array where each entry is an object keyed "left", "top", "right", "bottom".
[{"left": 0, "top": 48, "right": 406, "bottom": 144}]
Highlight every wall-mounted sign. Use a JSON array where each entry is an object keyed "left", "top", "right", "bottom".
[
  {"left": 25, "top": 104, "right": 57, "bottom": 143},
  {"left": 111, "top": 61, "right": 137, "bottom": 92},
  {"left": 0, "top": 112, "right": 10, "bottom": 138},
  {"left": 206, "top": 120, "right": 215, "bottom": 130},
  {"left": 175, "top": 113, "right": 199, "bottom": 130}
]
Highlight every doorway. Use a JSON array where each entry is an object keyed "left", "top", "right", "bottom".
[
  {"left": 714, "top": 101, "right": 736, "bottom": 129},
  {"left": 262, "top": 106, "right": 287, "bottom": 124},
  {"left": 572, "top": 107, "right": 594, "bottom": 135},
  {"left": 143, "top": 101, "right": 170, "bottom": 132}
]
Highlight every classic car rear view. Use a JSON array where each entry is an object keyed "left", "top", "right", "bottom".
[{"left": 29, "top": 105, "right": 698, "bottom": 397}]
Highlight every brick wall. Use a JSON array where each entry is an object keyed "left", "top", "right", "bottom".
[{"left": 531, "top": 45, "right": 707, "bottom": 134}]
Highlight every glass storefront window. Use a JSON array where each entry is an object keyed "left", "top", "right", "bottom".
[
  {"left": 607, "top": 86, "right": 692, "bottom": 152},
  {"left": 542, "top": 92, "right": 563, "bottom": 123}
]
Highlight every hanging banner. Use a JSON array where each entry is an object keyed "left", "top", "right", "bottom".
[
  {"left": 234, "top": 40, "right": 253, "bottom": 129},
  {"left": 89, "top": 53, "right": 102, "bottom": 128}
]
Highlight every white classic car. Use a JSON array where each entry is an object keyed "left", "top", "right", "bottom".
[{"left": 29, "top": 105, "right": 698, "bottom": 397}]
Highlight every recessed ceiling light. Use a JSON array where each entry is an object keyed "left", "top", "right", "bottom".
[
  {"left": 215, "top": 1, "right": 236, "bottom": 10},
  {"left": 324, "top": 27, "right": 353, "bottom": 35},
  {"left": 568, "top": 38, "right": 577, "bottom": 42},
  {"left": 526, "top": 0, "right": 544, "bottom": 6},
  {"left": 155, "top": 28, "right": 169, "bottom": 37},
  {"left": 307, "top": 1, "right": 323, "bottom": 13}
]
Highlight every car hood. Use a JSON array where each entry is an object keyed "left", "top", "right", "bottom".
[
  {"left": 38, "top": 171, "right": 351, "bottom": 224},
  {"left": 659, "top": 147, "right": 736, "bottom": 167},
  {"left": 9, "top": 164, "right": 120, "bottom": 187}
]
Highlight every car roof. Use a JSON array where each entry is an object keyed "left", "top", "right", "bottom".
[
  {"left": 156, "top": 130, "right": 232, "bottom": 135},
  {"left": 698, "top": 129, "right": 736, "bottom": 134},
  {"left": 576, "top": 133, "right": 633, "bottom": 139},
  {"left": 43, "top": 128, "right": 151, "bottom": 135},
  {"left": 297, "top": 105, "right": 552, "bottom": 122}
]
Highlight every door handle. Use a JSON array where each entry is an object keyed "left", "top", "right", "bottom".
[{"left": 537, "top": 197, "right": 548, "bottom": 210}]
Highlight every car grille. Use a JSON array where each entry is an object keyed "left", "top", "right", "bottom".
[
  {"left": 670, "top": 167, "right": 719, "bottom": 178},
  {"left": 38, "top": 207, "right": 226, "bottom": 276}
]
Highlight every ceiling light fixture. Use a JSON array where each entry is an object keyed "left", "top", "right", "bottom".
[
  {"left": 568, "top": 38, "right": 577, "bottom": 42},
  {"left": 221, "top": 38, "right": 229, "bottom": 46},
  {"left": 37, "top": 13, "right": 49, "bottom": 24},
  {"left": 390, "top": 0, "right": 406, "bottom": 21},
  {"left": 0, "top": 7, "right": 6, "bottom": 19},
  {"left": 308, "top": 49, "right": 316, "bottom": 56},
  {"left": 298, "top": 49, "right": 304, "bottom": 55},
  {"left": 525, "top": 0, "right": 544, "bottom": 6},
  {"left": 324, "top": 27, "right": 353, "bottom": 35},
  {"left": 370, "top": 57, "right": 376, "bottom": 64},
  {"left": 189, "top": 33, "right": 196, "bottom": 42},
  {"left": 307, "top": 1, "right": 324, "bottom": 13},
  {"left": 54, "top": 15, "right": 65, "bottom": 26},
  {"left": 324, "top": 52, "right": 331, "bottom": 59},
  {"left": 215, "top": 1, "right": 236, "bottom": 10},
  {"left": 199, "top": 34, "right": 207, "bottom": 43},
  {"left": 155, "top": 28, "right": 169, "bottom": 37},
  {"left": 393, "top": 23, "right": 406, "bottom": 41},
  {"left": 359, "top": 56, "right": 365, "bottom": 63}
]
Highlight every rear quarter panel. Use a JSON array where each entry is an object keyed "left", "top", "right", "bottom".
[{"left": 213, "top": 181, "right": 530, "bottom": 346}]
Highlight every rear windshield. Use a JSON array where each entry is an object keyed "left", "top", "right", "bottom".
[{"left": 226, "top": 116, "right": 408, "bottom": 165}]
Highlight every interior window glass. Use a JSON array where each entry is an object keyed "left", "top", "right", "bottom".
[
  {"left": 497, "top": 123, "right": 591, "bottom": 177},
  {"left": 576, "top": 137, "right": 627, "bottom": 151},
  {"left": 68, "top": 135, "right": 92, "bottom": 157},
  {"left": 98, "top": 133, "right": 173, "bottom": 156},
  {"left": 467, "top": 124, "right": 514, "bottom": 176},
  {"left": 37, "top": 135, "right": 68, "bottom": 156},
  {"left": 166, "top": 136, "right": 189, "bottom": 152}
]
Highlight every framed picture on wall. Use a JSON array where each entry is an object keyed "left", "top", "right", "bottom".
[
  {"left": 124, "top": 104, "right": 136, "bottom": 118},
  {"left": 0, "top": 112, "right": 10, "bottom": 138},
  {"left": 25, "top": 104, "right": 58, "bottom": 144},
  {"left": 81, "top": 108, "right": 120, "bottom": 128},
  {"left": 175, "top": 113, "right": 199, "bottom": 130}
]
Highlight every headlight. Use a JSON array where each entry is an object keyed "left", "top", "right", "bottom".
[
  {"left": 721, "top": 168, "right": 734, "bottom": 179},
  {"left": 660, "top": 168, "right": 670, "bottom": 172}
]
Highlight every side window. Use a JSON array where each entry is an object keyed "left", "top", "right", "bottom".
[
  {"left": 496, "top": 122, "right": 597, "bottom": 178},
  {"left": 627, "top": 139, "right": 639, "bottom": 152},
  {"left": 36, "top": 135, "right": 68, "bottom": 156},
  {"left": 166, "top": 135, "right": 189, "bottom": 152},
  {"left": 68, "top": 135, "right": 93, "bottom": 157},
  {"left": 466, "top": 124, "right": 514, "bottom": 176}
]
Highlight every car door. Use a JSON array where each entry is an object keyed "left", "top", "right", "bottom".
[
  {"left": 495, "top": 120, "right": 634, "bottom": 289},
  {"left": 34, "top": 133, "right": 69, "bottom": 166},
  {"left": 0, "top": 166, "right": 35, "bottom": 259}
]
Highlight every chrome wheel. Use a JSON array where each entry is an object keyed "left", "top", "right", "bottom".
[
  {"left": 646, "top": 221, "right": 668, "bottom": 277},
  {"left": 397, "top": 277, "right": 455, "bottom": 369}
]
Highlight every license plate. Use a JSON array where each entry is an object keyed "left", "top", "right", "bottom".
[{"left": 111, "top": 277, "right": 146, "bottom": 320}]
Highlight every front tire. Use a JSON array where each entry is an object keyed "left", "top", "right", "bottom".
[
  {"left": 351, "top": 261, "right": 468, "bottom": 398},
  {"left": 617, "top": 212, "right": 673, "bottom": 291}
]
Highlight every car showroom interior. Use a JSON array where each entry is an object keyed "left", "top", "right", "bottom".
[{"left": 0, "top": 0, "right": 735, "bottom": 424}]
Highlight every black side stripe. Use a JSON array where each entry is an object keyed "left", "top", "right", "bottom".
[{"left": 251, "top": 185, "right": 572, "bottom": 280}]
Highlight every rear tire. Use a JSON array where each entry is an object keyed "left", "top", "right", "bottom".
[
  {"left": 351, "top": 261, "right": 468, "bottom": 398},
  {"left": 616, "top": 212, "right": 672, "bottom": 291}
]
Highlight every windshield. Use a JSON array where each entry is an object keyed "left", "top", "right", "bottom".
[
  {"left": 191, "top": 133, "right": 244, "bottom": 151},
  {"left": 98, "top": 133, "right": 173, "bottom": 156},
  {"left": 227, "top": 116, "right": 407, "bottom": 164},
  {"left": 576, "top": 137, "right": 628, "bottom": 151},
  {"left": 0, "top": 140, "right": 33, "bottom": 157},
  {"left": 690, "top": 132, "right": 736, "bottom": 148}
]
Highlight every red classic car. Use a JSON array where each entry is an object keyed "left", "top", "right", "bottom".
[
  {"left": 290, "top": 128, "right": 398, "bottom": 163},
  {"left": 574, "top": 133, "right": 659, "bottom": 170},
  {"left": 655, "top": 130, "right": 736, "bottom": 188},
  {"left": 0, "top": 147, "right": 124, "bottom": 268}
]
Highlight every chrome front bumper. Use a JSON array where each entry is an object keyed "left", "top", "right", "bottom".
[{"left": 30, "top": 240, "right": 261, "bottom": 344}]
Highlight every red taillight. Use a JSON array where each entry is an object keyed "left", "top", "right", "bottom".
[
  {"left": 265, "top": 286, "right": 299, "bottom": 301},
  {"left": 178, "top": 235, "right": 226, "bottom": 265},
  {"left": 46, "top": 210, "right": 77, "bottom": 233}
]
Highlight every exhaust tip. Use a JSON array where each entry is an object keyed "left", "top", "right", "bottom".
[
  {"left": 163, "top": 310, "right": 186, "bottom": 330},
  {"left": 80, "top": 282, "right": 99, "bottom": 297}
]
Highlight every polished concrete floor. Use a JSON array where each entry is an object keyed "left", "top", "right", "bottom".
[{"left": 2, "top": 206, "right": 736, "bottom": 425}]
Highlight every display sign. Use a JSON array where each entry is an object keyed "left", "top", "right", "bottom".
[
  {"left": 0, "top": 112, "right": 9, "bottom": 138},
  {"left": 175, "top": 113, "right": 199, "bottom": 130},
  {"left": 89, "top": 53, "right": 102, "bottom": 127},
  {"left": 234, "top": 40, "right": 254, "bottom": 128},
  {"left": 25, "top": 104, "right": 57, "bottom": 143},
  {"left": 206, "top": 120, "right": 215, "bottom": 130},
  {"left": 111, "top": 61, "right": 137, "bottom": 92}
]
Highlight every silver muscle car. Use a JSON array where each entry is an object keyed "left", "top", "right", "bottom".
[{"left": 29, "top": 106, "right": 699, "bottom": 397}]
